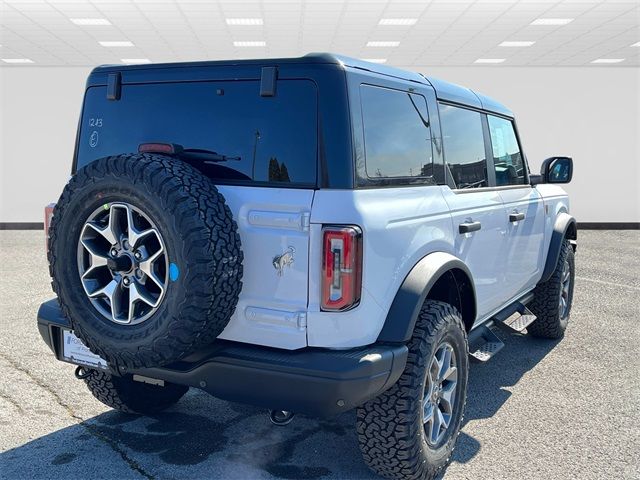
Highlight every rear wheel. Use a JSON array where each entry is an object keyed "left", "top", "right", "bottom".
[
  {"left": 357, "top": 301, "right": 469, "bottom": 480},
  {"left": 83, "top": 369, "right": 188, "bottom": 414},
  {"left": 528, "top": 239, "right": 575, "bottom": 339}
]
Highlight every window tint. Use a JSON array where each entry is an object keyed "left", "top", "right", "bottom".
[
  {"left": 487, "top": 115, "right": 525, "bottom": 186},
  {"left": 439, "top": 104, "right": 487, "bottom": 189},
  {"left": 78, "top": 80, "right": 317, "bottom": 186},
  {"left": 360, "top": 85, "right": 432, "bottom": 178}
]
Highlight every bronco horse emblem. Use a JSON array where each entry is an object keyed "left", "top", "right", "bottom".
[{"left": 273, "top": 246, "right": 296, "bottom": 276}]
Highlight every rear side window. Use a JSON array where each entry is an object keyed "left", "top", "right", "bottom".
[
  {"left": 77, "top": 80, "right": 317, "bottom": 186},
  {"left": 439, "top": 104, "right": 487, "bottom": 189},
  {"left": 487, "top": 115, "right": 526, "bottom": 185},
  {"left": 360, "top": 85, "right": 433, "bottom": 179}
]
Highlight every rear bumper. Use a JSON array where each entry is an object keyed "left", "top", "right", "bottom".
[{"left": 37, "top": 299, "right": 408, "bottom": 417}]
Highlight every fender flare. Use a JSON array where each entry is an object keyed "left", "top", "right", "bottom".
[
  {"left": 377, "top": 252, "right": 477, "bottom": 344},
  {"left": 541, "top": 212, "right": 577, "bottom": 282}
]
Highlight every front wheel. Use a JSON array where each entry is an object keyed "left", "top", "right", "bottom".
[
  {"left": 357, "top": 301, "right": 469, "bottom": 480},
  {"left": 528, "top": 239, "right": 575, "bottom": 339}
]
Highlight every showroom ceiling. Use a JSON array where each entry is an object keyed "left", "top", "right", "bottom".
[{"left": 1, "top": 0, "right": 638, "bottom": 67}]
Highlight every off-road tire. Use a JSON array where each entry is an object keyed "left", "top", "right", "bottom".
[
  {"left": 84, "top": 369, "right": 188, "bottom": 414},
  {"left": 356, "top": 301, "right": 469, "bottom": 480},
  {"left": 49, "top": 153, "right": 243, "bottom": 369},
  {"left": 528, "top": 239, "right": 575, "bottom": 339}
]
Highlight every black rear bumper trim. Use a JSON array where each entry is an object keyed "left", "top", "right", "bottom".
[{"left": 37, "top": 298, "right": 408, "bottom": 417}]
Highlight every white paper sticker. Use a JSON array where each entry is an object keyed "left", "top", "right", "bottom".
[{"left": 62, "top": 330, "right": 108, "bottom": 370}]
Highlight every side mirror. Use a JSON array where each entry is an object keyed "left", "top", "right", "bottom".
[{"left": 531, "top": 156, "right": 573, "bottom": 185}]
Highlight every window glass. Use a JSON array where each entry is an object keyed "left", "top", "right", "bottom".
[
  {"left": 360, "top": 85, "right": 432, "bottom": 178},
  {"left": 487, "top": 115, "right": 525, "bottom": 185},
  {"left": 439, "top": 104, "right": 487, "bottom": 189},
  {"left": 78, "top": 80, "right": 317, "bottom": 186}
]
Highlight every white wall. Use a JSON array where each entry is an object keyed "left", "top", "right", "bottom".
[{"left": 1, "top": 66, "right": 638, "bottom": 224}]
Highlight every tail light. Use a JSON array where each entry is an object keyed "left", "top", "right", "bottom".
[
  {"left": 44, "top": 203, "right": 55, "bottom": 253},
  {"left": 321, "top": 225, "right": 363, "bottom": 311}
]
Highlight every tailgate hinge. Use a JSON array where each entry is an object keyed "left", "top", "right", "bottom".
[
  {"left": 297, "top": 312, "right": 307, "bottom": 331},
  {"left": 301, "top": 212, "right": 311, "bottom": 232}
]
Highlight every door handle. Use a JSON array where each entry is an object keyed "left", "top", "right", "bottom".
[
  {"left": 509, "top": 212, "right": 525, "bottom": 222},
  {"left": 459, "top": 221, "right": 482, "bottom": 234}
]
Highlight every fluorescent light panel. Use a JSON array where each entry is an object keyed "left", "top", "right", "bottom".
[
  {"left": 363, "top": 58, "right": 387, "bottom": 63},
  {"left": 531, "top": 18, "right": 573, "bottom": 26},
  {"left": 71, "top": 18, "right": 111, "bottom": 26},
  {"left": 591, "top": 58, "right": 625, "bottom": 64},
  {"left": 121, "top": 58, "right": 151, "bottom": 64},
  {"left": 499, "top": 41, "right": 535, "bottom": 47},
  {"left": 631, "top": 41, "right": 640, "bottom": 47},
  {"left": 99, "top": 41, "right": 134, "bottom": 47},
  {"left": 2, "top": 58, "right": 33, "bottom": 64},
  {"left": 367, "top": 41, "right": 400, "bottom": 47},
  {"left": 378, "top": 18, "right": 417, "bottom": 26},
  {"left": 226, "top": 18, "right": 263, "bottom": 25},
  {"left": 474, "top": 58, "right": 505, "bottom": 64},
  {"left": 234, "top": 41, "right": 266, "bottom": 47}
]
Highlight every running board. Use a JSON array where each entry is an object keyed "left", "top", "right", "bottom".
[
  {"left": 495, "top": 305, "right": 537, "bottom": 334},
  {"left": 468, "top": 325, "right": 504, "bottom": 363}
]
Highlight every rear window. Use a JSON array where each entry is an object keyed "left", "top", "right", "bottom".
[{"left": 77, "top": 79, "right": 318, "bottom": 186}]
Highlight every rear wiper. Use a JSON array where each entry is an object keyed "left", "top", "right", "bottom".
[{"left": 138, "top": 143, "right": 241, "bottom": 163}]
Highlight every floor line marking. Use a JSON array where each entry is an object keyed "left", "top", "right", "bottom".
[{"left": 575, "top": 276, "right": 640, "bottom": 291}]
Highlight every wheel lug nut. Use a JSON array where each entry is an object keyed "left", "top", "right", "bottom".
[
  {"left": 123, "top": 277, "right": 130, "bottom": 286},
  {"left": 110, "top": 248, "right": 118, "bottom": 257},
  {"left": 134, "top": 251, "right": 142, "bottom": 260},
  {"left": 123, "top": 240, "right": 130, "bottom": 249}
]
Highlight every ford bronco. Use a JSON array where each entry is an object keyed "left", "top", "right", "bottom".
[{"left": 38, "top": 53, "right": 576, "bottom": 479}]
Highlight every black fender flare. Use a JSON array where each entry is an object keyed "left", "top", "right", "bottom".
[
  {"left": 377, "top": 252, "right": 477, "bottom": 343},
  {"left": 541, "top": 212, "right": 577, "bottom": 282}
]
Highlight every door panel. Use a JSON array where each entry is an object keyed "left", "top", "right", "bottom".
[
  {"left": 441, "top": 188, "right": 507, "bottom": 320},
  {"left": 215, "top": 186, "right": 314, "bottom": 349},
  {"left": 499, "top": 187, "right": 546, "bottom": 297}
]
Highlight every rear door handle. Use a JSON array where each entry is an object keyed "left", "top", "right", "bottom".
[
  {"left": 459, "top": 221, "right": 482, "bottom": 234},
  {"left": 509, "top": 212, "right": 525, "bottom": 222}
]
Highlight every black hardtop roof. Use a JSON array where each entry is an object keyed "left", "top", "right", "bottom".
[{"left": 92, "top": 52, "right": 512, "bottom": 117}]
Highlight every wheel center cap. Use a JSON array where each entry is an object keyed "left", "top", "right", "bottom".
[{"left": 107, "top": 253, "right": 134, "bottom": 273}]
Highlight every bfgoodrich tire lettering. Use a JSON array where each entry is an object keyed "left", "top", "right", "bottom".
[
  {"left": 528, "top": 239, "right": 575, "bottom": 339},
  {"left": 356, "top": 301, "right": 469, "bottom": 480},
  {"left": 49, "top": 153, "right": 243, "bottom": 369}
]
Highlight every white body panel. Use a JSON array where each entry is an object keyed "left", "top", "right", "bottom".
[
  {"left": 214, "top": 181, "right": 570, "bottom": 350},
  {"left": 215, "top": 186, "right": 313, "bottom": 350}
]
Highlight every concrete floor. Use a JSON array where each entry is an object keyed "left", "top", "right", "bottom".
[{"left": 0, "top": 230, "right": 638, "bottom": 480}]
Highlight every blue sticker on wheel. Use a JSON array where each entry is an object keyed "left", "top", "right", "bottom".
[{"left": 169, "top": 263, "right": 180, "bottom": 282}]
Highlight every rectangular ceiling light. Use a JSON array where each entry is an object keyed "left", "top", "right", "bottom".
[
  {"left": 363, "top": 58, "right": 387, "bottom": 63},
  {"left": 366, "top": 41, "right": 400, "bottom": 47},
  {"left": 531, "top": 18, "right": 573, "bottom": 26},
  {"left": 631, "top": 41, "right": 640, "bottom": 47},
  {"left": 71, "top": 18, "right": 111, "bottom": 26},
  {"left": 474, "top": 58, "right": 506, "bottom": 64},
  {"left": 121, "top": 58, "right": 151, "bottom": 64},
  {"left": 226, "top": 18, "right": 263, "bottom": 26},
  {"left": 591, "top": 58, "right": 625, "bottom": 64},
  {"left": 2, "top": 58, "right": 34, "bottom": 64},
  {"left": 99, "top": 41, "right": 134, "bottom": 47},
  {"left": 499, "top": 41, "right": 535, "bottom": 47},
  {"left": 234, "top": 41, "right": 266, "bottom": 47},
  {"left": 378, "top": 18, "right": 417, "bottom": 26}
]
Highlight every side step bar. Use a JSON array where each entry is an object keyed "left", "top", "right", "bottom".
[{"left": 468, "top": 297, "right": 538, "bottom": 362}]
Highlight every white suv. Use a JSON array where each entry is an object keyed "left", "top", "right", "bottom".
[{"left": 38, "top": 54, "right": 576, "bottom": 479}]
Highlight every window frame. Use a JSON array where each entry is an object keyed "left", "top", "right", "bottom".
[
  {"left": 437, "top": 100, "right": 532, "bottom": 192},
  {"left": 485, "top": 113, "right": 529, "bottom": 187},
  {"left": 356, "top": 82, "right": 438, "bottom": 188}
]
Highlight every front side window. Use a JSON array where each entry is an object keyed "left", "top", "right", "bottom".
[
  {"left": 487, "top": 115, "right": 526, "bottom": 185},
  {"left": 360, "top": 85, "right": 433, "bottom": 179},
  {"left": 439, "top": 104, "right": 487, "bottom": 189}
]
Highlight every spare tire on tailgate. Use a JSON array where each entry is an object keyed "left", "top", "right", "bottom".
[{"left": 48, "top": 153, "right": 243, "bottom": 369}]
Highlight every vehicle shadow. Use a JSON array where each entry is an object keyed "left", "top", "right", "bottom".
[{"left": 0, "top": 331, "right": 559, "bottom": 480}]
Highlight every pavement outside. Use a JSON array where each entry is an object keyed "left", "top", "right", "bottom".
[{"left": 1, "top": 230, "right": 638, "bottom": 480}]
